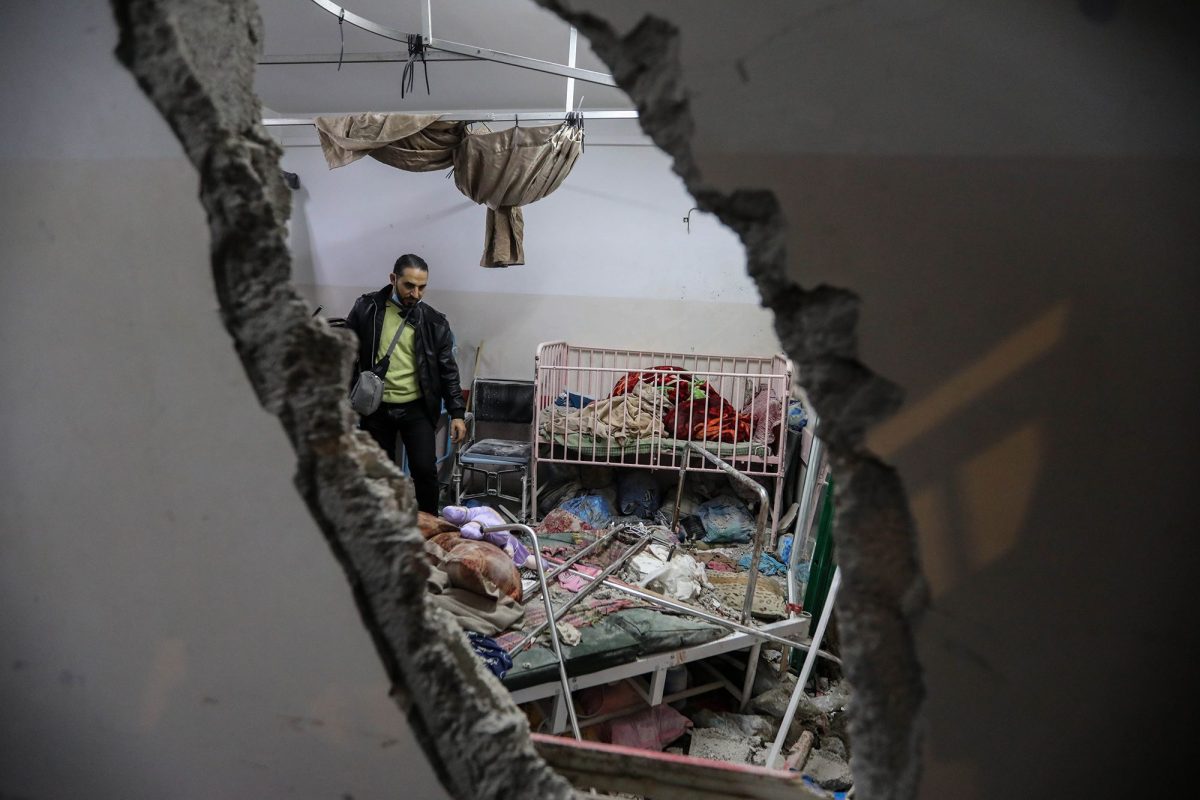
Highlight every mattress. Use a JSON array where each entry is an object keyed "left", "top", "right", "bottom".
[{"left": 501, "top": 607, "right": 727, "bottom": 691}]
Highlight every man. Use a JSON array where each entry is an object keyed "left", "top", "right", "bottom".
[{"left": 344, "top": 254, "right": 467, "bottom": 513}]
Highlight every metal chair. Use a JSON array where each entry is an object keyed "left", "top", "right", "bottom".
[{"left": 453, "top": 378, "right": 536, "bottom": 520}]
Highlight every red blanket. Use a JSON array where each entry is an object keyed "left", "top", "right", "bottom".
[
  {"left": 664, "top": 397, "right": 751, "bottom": 443},
  {"left": 611, "top": 365, "right": 754, "bottom": 443}
]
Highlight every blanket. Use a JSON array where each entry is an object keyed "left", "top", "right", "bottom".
[
  {"left": 610, "top": 365, "right": 754, "bottom": 444},
  {"left": 539, "top": 383, "right": 665, "bottom": 444},
  {"left": 495, "top": 594, "right": 642, "bottom": 651},
  {"left": 427, "top": 565, "right": 525, "bottom": 635}
]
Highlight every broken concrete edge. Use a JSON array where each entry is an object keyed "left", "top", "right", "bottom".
[
  {"left": 109, "top": 1, "right": 574, "bottom": 798},
  {"left": 531, "top": 4, "right": 930, "bottom": 798}
]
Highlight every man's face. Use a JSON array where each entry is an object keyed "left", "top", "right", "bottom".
[{"left": 390, "top": 267, "right": 428, "bottom": 306}]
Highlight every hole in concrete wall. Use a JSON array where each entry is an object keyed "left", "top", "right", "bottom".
[{"left": 111, "top": 1, "right": 927, "bottom": 797}]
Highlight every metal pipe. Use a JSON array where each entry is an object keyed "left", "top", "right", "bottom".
[
  {"left": 257, "top": 52, "right": 477, "bottom": 65},
  {"left": 564, "top": 27, "right": 578, "bottom": 112},
  {"left": 262, "top": 109, "right": 639, "bottom": 127},
  {"left": 670, "top": 460, "right": 689, "bottom": 532},
  {"left": 787, "top": 416, "right": 823, "bottom": 612},
  {"left": 480, "top": 523, "right": 581, "bottom": 740},
  {"left": 538, "top": 527, "right": 624, "bottom": 586},
  {"left": 765, "top": 566, "right": 842, "bottom": 769},
  {"left": 509, "top": 531, "right": 653, "bottom": 654},
  {"left": 683, "top": 443, "right": 769, "bottom": 625},
  {"left": 306, "top": 0, "right": 617, "bottom": 86},
  {"left": 420, "top": 0, "right": 432, "bottom": 43},
  {"left": 559, "top": 566, "right": 840, "bottom": 665}
]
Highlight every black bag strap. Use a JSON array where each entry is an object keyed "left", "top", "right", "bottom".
[{"left": 373, "top": 301, "right": 418, "bottom": 372}]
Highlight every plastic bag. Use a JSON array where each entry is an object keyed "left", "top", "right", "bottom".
[
  {"left": 538, "top": 479, "right": 582, "bottom": 516},
  {"left": 778, "top": 533, "right": 794, "bottom": 564},
  {"left": 609, "top": 704, "right": 692, "bottom": 751},
  {"left": 558, "top": 493, "right": 616, "bottom": 528},
  {"left": 697, "top": 495, "right": 756, "bottom": 544},
  {"left": 616, "top": 470, "right": 662, "bottom": 518},
  {"left": 627, "top": 544, "right": 709, "bottom": 602},
  {"left": 787, "top": 399, "right": 809, "bottom": 434}
]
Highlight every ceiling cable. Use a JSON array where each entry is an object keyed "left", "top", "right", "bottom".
[
  {"left": 336, "top": 9, "right": 345, "bottom": 71},
  {"left": 401, "top": 33, "right": 431, "bottom": 98}
]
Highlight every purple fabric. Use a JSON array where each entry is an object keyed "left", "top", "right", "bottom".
[{"left": 441, "top": 505, "right": 534, "bottom": 568}]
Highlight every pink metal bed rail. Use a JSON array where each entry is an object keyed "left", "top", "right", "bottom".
[{"left": 531, "top": 342, "right": 792, "bottom": 539}]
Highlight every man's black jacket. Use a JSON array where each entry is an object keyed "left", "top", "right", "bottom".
[{"left": 343, "top": 286, "right": 466, "bottom": 422}]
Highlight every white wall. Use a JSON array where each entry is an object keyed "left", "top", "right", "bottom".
[
  {"left": 0, "top": 3, "right": 449, "bottom": 799},
  {"left": 281, "top": 135, "right": 782, "bottom": 379}
]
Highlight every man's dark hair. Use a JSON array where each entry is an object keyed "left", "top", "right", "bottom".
[{"left": 393, "top": 253, "right": 429, "bottom": 274}]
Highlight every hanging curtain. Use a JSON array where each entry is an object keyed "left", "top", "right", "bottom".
[
  {"left": 451, "top": 123, "right": 583, "bottom": 267},
  {"left": 313, "top": 113, "right": 583, "bottom": 268},
  {"left": 314, "top": 112, "right": 466, "bottom": 170}
]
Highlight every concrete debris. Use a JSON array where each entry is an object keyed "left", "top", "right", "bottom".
[
  {"left": 751, "top": 658, "right": 794, "bottom": 696},
  {"left": 688, "top": 727, "right": 754, "bottom": 764},
  {"left": 821, "top": 735, "right": 849, "bottom": 760},
  {"left": 555, "top": 621, "right": 582, "bottom": 647},
  {"left": 748, "top": 739, "right": 770, "bottom": 767},
  {"left": 750, "top": 681, "right": 851, "bottom": 723},
  {"left": 689, "top": 709, "right": 778, "bottom": 740},
  {"left": 803, "top": 749, "right": 854, "bottom": 792}
]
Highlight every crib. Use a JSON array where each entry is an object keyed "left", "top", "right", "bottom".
[{"left": 531, "top": 342, "right": 793, "bottom": 542}]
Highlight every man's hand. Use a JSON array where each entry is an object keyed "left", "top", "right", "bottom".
[{"left": 450, "top": 418, "right": 468, "bottom": 445}]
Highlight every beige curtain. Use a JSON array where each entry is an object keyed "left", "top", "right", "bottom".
[
  {"left": 452, "top": 123, "right": 583, "bottom": 267},
  {"left": 314, "top": 113, "right": 465, "bottom": 171},
  {"left": 313, "top": 113, "right": 584, "bottom": 267}
]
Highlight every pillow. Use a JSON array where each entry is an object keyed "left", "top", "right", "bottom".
[
  {"left": 443, "top": 540, "right": 522, "bottom": 602},
  {"left": 424, "top": 530, "right": 463, "bottom": 566},
  {"left": 418, "top": 510, "right": 460, "bottom": 539}
]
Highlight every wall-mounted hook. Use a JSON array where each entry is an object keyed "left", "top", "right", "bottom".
[{"left": 684, "top": 207, "right": 699, "bottom": 234}]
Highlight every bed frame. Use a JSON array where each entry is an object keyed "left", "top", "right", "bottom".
[{"left": 531, "top": 341, "right": 792, "bottom": 545}]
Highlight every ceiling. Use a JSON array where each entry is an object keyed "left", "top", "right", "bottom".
[{"left": 255, "top": 0, "right": 634, "bottom": 115}]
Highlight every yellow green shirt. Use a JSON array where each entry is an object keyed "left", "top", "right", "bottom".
[{"left": 377, "top": 302, "right": 422, "bottom": 403}]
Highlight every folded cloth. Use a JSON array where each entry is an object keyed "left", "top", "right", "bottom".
[
  {"left": 465, "top": 631, "right": 514, "bottom": 678},
  {"left": 541, "top": 385, "right": 665, "bottom": 445},
  {"left": 427, "top": 565, "right": 524, "bottom": 635},
  {"left": 557, "top": 562, "right": 601, "bottom": 593}
]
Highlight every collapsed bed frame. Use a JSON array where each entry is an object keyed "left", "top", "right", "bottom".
[{"left": 512, "top": 346, "right": 815, "bottom": 738}]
